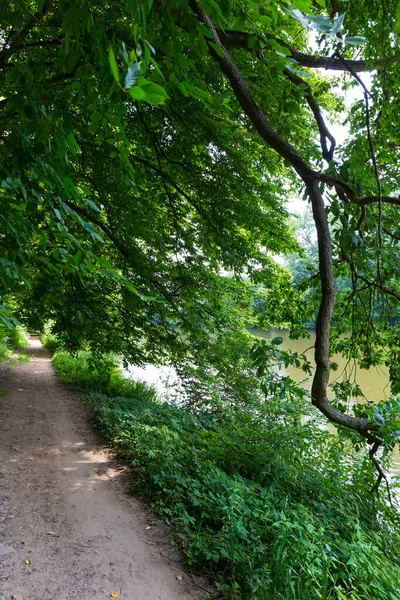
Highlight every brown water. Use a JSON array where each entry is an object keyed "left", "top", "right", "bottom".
[
  {"left": 250, "top": 328, "right": 390, "bottom": 402},
  {"left": 250, "top": 328, "right": 400, "bottom": 473},
  {"left": 124, "top": 328, "right": 400, "bottom": 474}
]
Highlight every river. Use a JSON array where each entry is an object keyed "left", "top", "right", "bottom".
[
  {"left": 123, "top": 328, "right": 400, "bottom": 474},
  {"left": 250, "top": 328, "right": 390, "bottom": 404},
  {"left": 250, "top": 328, "right": 400, "bottom": 474}
]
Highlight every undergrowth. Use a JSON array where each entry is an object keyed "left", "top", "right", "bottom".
[
  {"left": 41, "top": 322, "right": 63, "bottom": 352},
  {"left": 53, "top": 350, "right": 400, "bottom": 600},
  {"left": 0, "top": 323, "right": 29, "bottom": 360}
]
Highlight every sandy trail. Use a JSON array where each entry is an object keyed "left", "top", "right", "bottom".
[{"left": 0, "top": 339, "right": 206, "bottom": 600}]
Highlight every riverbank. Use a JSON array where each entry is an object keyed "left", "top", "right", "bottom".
[{"left": 51, "top": 349, "right": 400, "bottom": 599}]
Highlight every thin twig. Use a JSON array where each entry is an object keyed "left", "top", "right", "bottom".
[
  {"left": 369, "top": 441, "right": 393, "bottom": 506},
  {"left": 338, "top": 53, "right": 383, "bottom": 275}
]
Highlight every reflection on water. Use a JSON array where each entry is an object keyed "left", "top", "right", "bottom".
[{"left": 122, "top": 363, "right": 179, "bottom": 400}]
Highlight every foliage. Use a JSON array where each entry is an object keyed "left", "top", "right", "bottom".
[
  {"left": 3, "top": 8, "right": 400, "bottom": 599},
  {"left": 54, "top": 350, "right": 157, "bottom": 399},
  {"left": 53, "top": 350, "right": 400, "bottom": 599},
  {"left": 2, "top": 0, "right": 400, "bottom": 444},
  {"left": 0, "top": 0, "right": 301, "bottom": 368},
  {"left": 0, "top": 303, "right": 29, "bottom": 359},
  {"left": 17, "top": 352, "right": 29, "bottom": 364},
  {"left": 40, "top": 321, "right": 63, "bottom": 352},
  {"left": 285, "top": 207, "right": 319, "bottom": 289}
]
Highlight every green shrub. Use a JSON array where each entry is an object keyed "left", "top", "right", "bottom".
[
  {"left": 41, "top": 322, "right": 62, "bottom": 352},
  {"left": 53, "top": 351, "right": 158, "bottom": 400},
  {"left": 53, "top": 351, "right": 400, "bottom": 599},
  {"left": 17, "top": 353, "right": 30, "bottom": 364},
  {"left": 0, "top": 322, "right": 29, "bottom": 360}
]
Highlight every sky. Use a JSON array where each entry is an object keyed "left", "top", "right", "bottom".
[{"left": 287, "top": 70, "right": 373, "bottom": 215}]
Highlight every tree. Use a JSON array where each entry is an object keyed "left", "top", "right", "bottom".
[
  {"left": 2, "top": 0, "right": 400, "bottom": 463},
  {"left": 0, "top": 0, "right": 298, "bottom": 356}
]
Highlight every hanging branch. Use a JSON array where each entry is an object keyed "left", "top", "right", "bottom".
[
  {"left": 216, "top": 29, "right": 400, "bottom": 72},
  {"left": 283, "top": 68, "right": 336, "bottom": 163},
  {"left": 370, "top": 441, "right": 393, "bottom": 504},
  {"left": 187, "top": 0, "right": 381, "bottom": 441}
]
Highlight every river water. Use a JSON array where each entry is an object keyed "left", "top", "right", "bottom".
[
  {"left": 250, "top": 328, "right": 390, "bottom": 404},
  {"left": 124, "top": 328, "right": 400, "bottom": 474},
  {"left": 250, "top": 328, "right": 400, "bottom": 474}
]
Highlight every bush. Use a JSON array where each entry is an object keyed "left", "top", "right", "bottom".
[
  {"left": 41, "top": 322, "right": 62, "bottom": 352},
  {"left": 0, "top": 322, "right": 29, "bottom": 360},
  {"left": 53, "top": 351, "right": 158, "bottom": 399},
  {"left": 53, "top": 351, "right": 400, "bottom": 599}
]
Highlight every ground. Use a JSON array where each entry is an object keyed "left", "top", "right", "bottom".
[{"left": 0, "top": 338, "right": 210, "bottom": 600}]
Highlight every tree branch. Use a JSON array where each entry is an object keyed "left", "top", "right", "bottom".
[
  {"left": 369, "top": 441, "right": 393, "bottom": 504},
  {"left": 0, "top": 39, "right": 63, "bottom": 68},
  {"left": 361, "top": 195, "right": 400, "bottom": 206},
  {"left": 190, "top": 0, "right": 377, "bottom": 439},
  {"left": 218, "top": 29, "right": 399, "bottom": 72},
  {"left": 283, "top": 68, "right": 336, "bottom": 163}
]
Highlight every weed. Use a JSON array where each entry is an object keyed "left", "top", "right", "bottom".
[{"left": 17, "top": 353, "right": 29, "bottom": 364}]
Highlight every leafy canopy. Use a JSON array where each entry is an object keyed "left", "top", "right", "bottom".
[{"left": 2, "top": 0, "right": 400, "bottom": 449}]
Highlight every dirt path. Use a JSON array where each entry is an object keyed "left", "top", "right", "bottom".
[{"left": 0, "top": 339, "right": 207, "bottom": 600}]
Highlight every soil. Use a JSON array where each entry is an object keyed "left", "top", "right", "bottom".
[{"left": 0, "top": 338, "right": 211, "bottom": 600}]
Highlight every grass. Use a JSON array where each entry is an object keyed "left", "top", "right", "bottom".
[{"left": 53, "top": 350, "right": 400, "bottom": 600}]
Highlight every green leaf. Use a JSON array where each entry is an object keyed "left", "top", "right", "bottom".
[
  {"left": 331, "top": 13, "right": 345, "bottom": 37},
  {"left": 88, "top": 121, "right": 101, "bottom": 133},
  {"left": 67, "top": 133, "right": 80, "bottom": 154},
  {"left": 208, "top": 42, "right": 224, "bottom": 57},
  {"left": 373, "top": 410, "right": 386, "bottom": 427},
  {"left": 53, "top": 208, "right": 63, "bottom": 222},
  {"left": 288, "top": 9, "right": 313, "bottom": 30},
  {"left": 292, "top": 0, "right": 314, "bottom": 10},
  {"left": 269, "top": 39, "right": 292, "bottom": 57},
  {"left": 140, "top": 80, "right": 169, "bottom": 105},
  {"left": 129, "top": 86, "right": 146, "bottom": 101},
  {"left": 345, "top": 35, "right": 367, "bottom": 46},
  {"left": 209, "top": 95, "right": 225, "bottom": 108},
  {"left": 85, "top": 198, "right": 100, "bottom": 212},
  {"left": 124, "top": 279, "right": 139, "bottom": 294},
  {"left": 96, "top": 256, "right": 115, "bottom": 271},
  {"left": 80, "top": 219, "right": 104, "bottom": 243},
  {"left": 108, "top": 46, "right": 120, "bottom": 82},
  {"left": 248, "top": 35, "right": 258, "bottom": 49}
]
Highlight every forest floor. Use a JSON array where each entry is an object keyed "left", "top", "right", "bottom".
[{"left": 0, "top": 338, "right": 209, "bottom": 600}]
